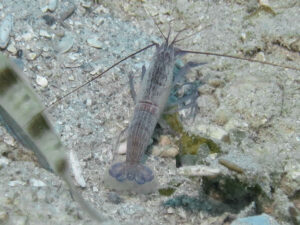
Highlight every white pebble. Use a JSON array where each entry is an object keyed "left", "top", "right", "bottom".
[
  {"left": 69, "top": 150, "right": 86, "bottom": 188},
  {"left": 0, "top": 157, "right": 10, "bottom": 168},
  {"left": 259, "top": 0, "right": 270, "bottom": 7},
  {"left": 41, "top": 6, "right": 49, "bottom": 13},
  {"left": 209, "top": 126, "right": 229, "bottom": 142},
  {"left": 22, "top": 32, "right": 34, "bottom": 41},
  {"left": 196, "top": 124, "right": 229, "bottom": 142},
  {"left": 255, "top": 52, "right": 266, "bottom": 62},
  {"left": 36, "top": 75, "right": 48, "bottom": 87},
  {"left": 81, "top": 1, "right": 92, "bottom": 8},
  {"left": 87, "top": 37, "right": 102, "bottom": 49},
  {"left": 152, "top": 145, "right": 179, "bottom": 158},
  {"left": 68, "top": 53, "right": 80, "bottom": 61},
  {"left": 90, "top": 65, "right": 102, "bottom": 75},
  {"left": 117, "top": 141, "right": 127, "bottom": 155},
  {"left": 240, "top": 32, "right": 246, "bottom": 42},
  {"left": 4, "top": 135, "right": 15, "bottom": 146},
  {"left": 27, "top": 52, "right": 37, "bottom": 61},
  {"left": 48, "top": 0, "right": 58, "bottom": 12},
  {"left": 92, "top": 186, "right": 99, "bottom": 192},
  {"left": 0, "top": 14, "right": 13, "bottom": 49},
  {"left": 68, "top": 75, "right": 75, "bottom": 81},
  {"left": 29, "top": 178, "right": 46, "bottom": 187},
  {"left": 86, "top": 98, "right": 92, "bottom": 106},
  {"left": 7, "top": 44, "right": 17, "bottom": 54},
  {"left": 167, "top": 207, "right": 175, "bottom": 214},
  {"left": 178, "top": 165, "right": 220, "bottom": 177},
  {"left": 8, "top": 180, "right": 26, "bottom": 186},
  {"left": 39, "top": 29, "right": 52, "bottom": 38},
  {"left": 57, "top": 35, "right": 73, "bottom": 53}
]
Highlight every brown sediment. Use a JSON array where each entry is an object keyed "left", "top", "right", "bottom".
[{"left": 218, "top": 159, "right": 244, "bottom": 174}]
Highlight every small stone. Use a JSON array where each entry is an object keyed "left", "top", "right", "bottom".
[
  {"left": 41, "top": 6, "right": 49, "bottom": 13},
  {"left": 92, "top": 186, "right": 98, "bottom": 192},
  {"left": 90, "top": 65, "right": 102, "bottom": 75},
  {"left": 152, "top": 145, "right": 179, "bottom": 158},
  {"left": 86, "top": 98, "right": 92, "bottom": 106},
  {"left": 48, "top": 0, "right": 58, "bottom": 12},
  {"left": 167, "top": 207, "right": 175, "bottom": 214},
  {"left": 177, "top": 208, "right": 187, "bottom": 219},
  {"left": 117, "top": 141, "right": 127, "bottom": 155},
  {"left": 7, "top": 44, "right": 17, "bottom": 54},
  {"left": 81, "top": 1, "right": 93, "bottom": 8},
  {"left": 87, "top": 37, "right": 102, "bottom": 49},
  {"left": 209, "top": 126, "right": 230, "bottom": 142},
  {"left": 42, "top": 15, "right": 56, "bottom": 26},
  {"left": 240, "top": 32, "right": 246, "bottom": 42},
  {"left": 4, "top": 135, "right": 15, "bottom": 146},
  {"left": 291, "top": 39, "right": 300, "bottom": 52},
  {"left": 178, "top": 165, "right": 220, "bottom": 177},
  {"left": 36, "top": 75, "right": 48, "bottom": 87},
  {"left": 197, "top": 124, "right": 229, "bottom": 142},
  {"left": 29, "top": 178, "right": 46, "bottom": 187},
  {"left": 259, "top": 0, "right": 270, "bottom": 7},
  {"left": 68, "top": 53, "right": 80, "bottom": 61},
  {"left": 27, "top": 52, "right": 37, "bottom": 60},
  {"left": 8, "top": 180, "right": 26, "bottom": 186},
  {"left": 0, "top": 157, "right": 10, "bottom": 169},
  {"left": 68, "top": 75, "right": 75, "bottom": 81},
  {"left": 95, "top": 5, "right": 109, "bottom": 14},
  {"left": 39, "top": 29, "right": 52, "bottom": 38},
  {"left": 69, "top": 150, "right": 86, "bottom": 188},
  {"left": 0, "top": 14, "right": 13, "bottom": 49},
  {"left": 57, "top": 35, "right": 73, "bottom": 53},
  {"left": 198, "top": 84, "right": 214, "bottom": 95},
  {"left": 22, "top": 32, "right": 33, "bottom": 41},
  {"left": 224, "top": 118, "right": 249, "bottom": 131},
  {"left": 158, "top": 135, "right": 172, "bottom": 146},
  {"left": 255, "top": 52, "right": 266, "bottom": 61}
]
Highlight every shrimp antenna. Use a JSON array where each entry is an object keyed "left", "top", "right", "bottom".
[
  {"left": 174, "top": 24, "right": 212, "bottom": 44},
  {"left": 171, "top": 27, "right": 189, "bottom": 45},
  {"left": 179, "top": 49, "right": 300, "bottom": 71},
  {"left": 143, "top": 7, "right": 166, "bottom": 41},
  {"left": 44, "top": 43, "right": 155, "bottom": 111}
]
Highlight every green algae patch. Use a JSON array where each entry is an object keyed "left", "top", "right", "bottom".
[
  {"left": 162, "top": 113, "right": 220, "bottom": 155},
  {"left": 202, "top": 176, "right": 267, "bottom": 211},
  {"left": 159, "top": 187, "right": 176, "bottom": 196}
]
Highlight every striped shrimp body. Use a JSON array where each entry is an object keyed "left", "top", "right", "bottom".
[{"left": 107, "top": 33, "right": 191, "bottom": 188}]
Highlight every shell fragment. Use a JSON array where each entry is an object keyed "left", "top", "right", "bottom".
[{"left": 0, "top": 14, "right": 13, "bottom": 49}]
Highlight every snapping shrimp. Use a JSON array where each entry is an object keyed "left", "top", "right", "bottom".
[{"left": 108, "top": 31, "right": 203, "bottom": 186}]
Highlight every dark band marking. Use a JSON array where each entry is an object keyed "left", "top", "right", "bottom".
[
  {"left": 55, "top": 158, "right": 67, "bottom": 174},
  {"left": 137, "top": 100, "right": 159, "bottom": 115},
  {"left": 27, "top": 113, "right": 51, "bottom": 138},
  {"left": 0, "top": 67, "right": 18, "bottom": 95},
  {"left": 0, "top": 105, "right": 52, "bottom": 171}
]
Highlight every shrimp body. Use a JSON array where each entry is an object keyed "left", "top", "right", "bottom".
[{"left": 109, "top": 40, "right": 178, "bottom": 185}]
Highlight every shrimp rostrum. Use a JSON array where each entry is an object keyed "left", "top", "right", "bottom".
[{"left": 108, "top": 31, "right": 204, "bottom": 188}]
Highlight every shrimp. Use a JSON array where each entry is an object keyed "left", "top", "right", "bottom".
[{"left": 107, "top": 31, "right": 202, "bottom": 188}]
